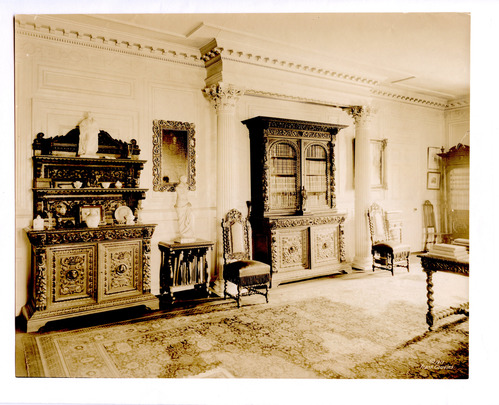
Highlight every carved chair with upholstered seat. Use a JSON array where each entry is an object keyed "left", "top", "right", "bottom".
[
  {"left": 222, "top": 208, "right": 271, "bottom": 307},
  {"left": 367, "top": 202, "right": 410, "bottom": 276}
]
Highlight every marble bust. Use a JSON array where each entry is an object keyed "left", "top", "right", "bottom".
[{"left": 78, "top": 113, "right": 100, "bottom": 157}]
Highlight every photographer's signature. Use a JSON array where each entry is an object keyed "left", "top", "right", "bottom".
[{"left": 420, "top": 359, "right": 454, "bottom": 370}]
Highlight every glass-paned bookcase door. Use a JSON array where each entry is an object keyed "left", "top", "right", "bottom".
[
  {"left": 448, "top": 167, "right": 469, "bottom": 211},
  {"left": 305, "top": 144, "right": 328, "bottom": 208},
  {"left": 270, "top": 142, "right": 298, "bottom": 210}
]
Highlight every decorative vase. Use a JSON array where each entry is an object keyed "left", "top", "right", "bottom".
[
  {"left": 33, "top": 215, "right": 44, "bottom": 230},
  {"left": 125, "top": 213, "right": 135, "bottom": 225}
]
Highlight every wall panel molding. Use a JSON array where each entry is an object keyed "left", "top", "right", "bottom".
[
  {"left": 38, "top": 64, "right": 135, "bottom": 98},
  {"left": 245, "top": 89, "right": 348, "bottom": 109},
  {"left": 31, "top": 98, "right": 138, "bottom": 142}
]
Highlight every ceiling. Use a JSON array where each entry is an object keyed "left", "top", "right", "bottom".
[{"left": 49, "top": 13, "right": 471, "bottom": 100}]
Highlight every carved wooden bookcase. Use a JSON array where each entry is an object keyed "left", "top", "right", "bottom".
[
  {"left": 438, "top": 144, "right": 470, "bottom": 241},
  {"left": 242, "top": 116, "right": 350, "bottom": 286},
  {"left": 23, "top": 128, "right": 159, "bottom": 332}
]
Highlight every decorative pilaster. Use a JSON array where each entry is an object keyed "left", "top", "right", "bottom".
[
  {"left": 34, "top": 248, "right": 48, "bottom": 311},
  {"left": 142, "top": 238, "right": 152, "bottom": 293},
  {"left": 203, "top": 83, "right": 245, "bottom": 293},
  {"left": 345, "top": 105, "right": 376, "bottom": 270}
]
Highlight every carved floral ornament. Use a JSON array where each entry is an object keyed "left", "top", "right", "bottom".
[
  {"left": 26, "top": 226, "right": 155, "bottom": 246},
  {"left": 343, "top": 105, "right": 376, "bottom": 126},
  {"left": 269, "top": 214, "right": 346, "bottom": 230},
  {"left": 202, "top": 84, "right": 245, "bottom": 112}
]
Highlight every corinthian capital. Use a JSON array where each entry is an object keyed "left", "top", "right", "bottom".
[
  {"left": 344, "top": 105, "right": 376, "bottom": 126},
  {"left": 203, "top": 83, "right": 245, "bottom": 113}
]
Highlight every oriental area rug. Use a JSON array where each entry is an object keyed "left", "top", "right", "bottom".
[{"left": 23, "top": 293, "right": 468, "bottom": 378}]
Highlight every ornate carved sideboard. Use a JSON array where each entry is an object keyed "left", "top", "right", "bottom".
[
  {"left": 242, "top": 116, "right": 350, "bottom": 286},
  {"left": 23, "top": 127, "right": 159, "bottom": 332},
  {"left": 23, "top": 225, "right": 158, "bottom": 332}
]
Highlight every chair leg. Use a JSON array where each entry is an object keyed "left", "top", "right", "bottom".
[
  {"left": 236, "top": 284, "right": 241, "bottom": 308},
  {"left": 390, "top": 254, "right": 394, "bottom": 276},
  {"left": 224, "top": 279, "right": 227, "bottom": 300},
  {"left": 265, "top": 284, "right": 269, "bottom": 303},
  {"left": 407, "top": 255, "right": 410, "bottom": 272}
]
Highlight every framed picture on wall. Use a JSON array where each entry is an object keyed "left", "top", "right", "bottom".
[
  {"left": 427, "top": 147, "right": 442, "bottom": 170},
  {"left": 427, "top": 172, "right": 441, "bottom": 190},
  {"left": 370, "top": 139, "right": 387, "bottom": 189},
  {"left": 79, "top": 205, "right": 104, "bottom": 225}
]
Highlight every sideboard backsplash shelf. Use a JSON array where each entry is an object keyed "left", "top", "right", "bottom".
[{"left": 31, "top": 131, "right": 147, "bottom": 230}]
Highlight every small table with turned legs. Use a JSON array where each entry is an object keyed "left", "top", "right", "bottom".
[{"left": 418, "top": 254, "right": 469, "bottom": 331}]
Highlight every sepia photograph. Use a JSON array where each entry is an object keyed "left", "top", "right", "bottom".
[{"left": 4, "top": 1, "right": 496, "bottom": 405}]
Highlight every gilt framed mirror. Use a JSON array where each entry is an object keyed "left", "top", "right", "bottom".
[{"left": 152, "top": 120, "right": 196, "bottom": 191}]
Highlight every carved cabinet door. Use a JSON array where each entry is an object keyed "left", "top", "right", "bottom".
[
  {"left": 310, "top": 224, "right": 340, "bottom": 268},
  {"left": 275, "top": 227, "right": 309, "bottom": 272},
  {"left": 98, "top": 240, "right": 143, "bottom": 301},
  {"left": 46, "top": 244, "right": 98, "bottom": 310}
]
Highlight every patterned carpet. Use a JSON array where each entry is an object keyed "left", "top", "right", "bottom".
[{"left": 23, "top": 294, "right": 468, "bottom": 378}]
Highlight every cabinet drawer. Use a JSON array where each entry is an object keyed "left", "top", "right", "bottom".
[
  {"left": 46, "top": 244, "right": 98, "bottom": 309},
  {"left": 98, "top": 240, "right": 143, "bottom": 301}
]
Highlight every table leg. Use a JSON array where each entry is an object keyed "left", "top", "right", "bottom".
[
  {"left": 204, "top": 250, "right": 210, "bottom": 296},
  {"left": 161, "top": 252, "right": 175, "bottom": 304},
  {"left": 424, "top": 268, "right": 435, "bottom": 331}
]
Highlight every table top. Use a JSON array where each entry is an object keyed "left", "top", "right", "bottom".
[
  {"left": 158, "top": 239, "right": 214, "bottom": 250},
  {"left": 418, "top": 253, "right": 469, "bottom": 275},
  {"left": 418, "top": 253, "right": 469, "bottom": 264}
]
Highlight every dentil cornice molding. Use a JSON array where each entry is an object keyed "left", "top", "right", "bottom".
[
  {"left": 15, "top": 17, "right": 204, "bottom": 69},
  {"left": 201, "top": 41, "right": 466, "bottom": 111},
  {"left": 200, "top": 43, "right": 380, "bottom": 90},
  {"left": 445, "top": 97, "right": 470, "bottom": 109},
  {"left": 370, "top": 85, "right": 468, "bottom": 110},
  {"left": 16, "top": 16, "right": 467, "bottom": 111}
]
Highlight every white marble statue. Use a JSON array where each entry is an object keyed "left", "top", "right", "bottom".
[
  {"left": 174, "top": 175, "right": 195, "bottom": 242},
  {"left": 78, "top": 113, "right": 100, "bottom": 157}
]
